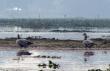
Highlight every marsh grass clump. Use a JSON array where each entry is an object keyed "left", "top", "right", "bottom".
[
  {"left": 38, "top": 60, "right": 60, "bottom": 71},
  {"left": 88, "top": 69, "right": 102, "bottom": 71},
  {"left": 33, "top": 55, "right": 61, "bottom": 59},
  {"left": 88, "top": 64, "right": 110, "bottom": 71}
]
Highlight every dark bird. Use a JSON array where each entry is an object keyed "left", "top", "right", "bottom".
[
  {"left": 16, "top": 34, "right": 33, "bottom": 48},
  {"left": 82, "top": 33, "right": 95, "bottom": 48}
]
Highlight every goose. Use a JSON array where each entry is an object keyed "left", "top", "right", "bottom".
[
  {"left": 82, "top": 33, "right": 95, "bottom": 48},
  {"left": 16, "top": 34, "right": 33, "bottom": 49},
  {"left": 16, "top": 34, "right": 33, "bottom": 62}
]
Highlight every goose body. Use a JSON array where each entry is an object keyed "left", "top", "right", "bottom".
[
  {"left": 16, "top": 39, "right": 33, "bottom": 48},
  {"left": 83, "top": 33, "right": 94, "bottom": 48},
  {"left": 16, "top": 34, "right": 33, "bottom": 48}
]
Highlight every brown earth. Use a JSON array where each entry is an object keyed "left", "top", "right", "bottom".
[{"left": 0, "top": 38, "right": 109, "bottom": 50}]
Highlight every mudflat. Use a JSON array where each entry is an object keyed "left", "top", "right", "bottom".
[{"left": 0, "top": 38, "right": 109, "bottom": 50}]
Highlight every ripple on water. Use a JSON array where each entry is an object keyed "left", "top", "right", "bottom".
[{"left": 0, "top": 50, "right": 109, "bottom": 71}]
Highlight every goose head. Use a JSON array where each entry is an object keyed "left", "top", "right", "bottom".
[
  {"left": 17, "top": 34, "right": 21, "bottom": 39},
  {"left": 83, "top": 33, "right": 88, "bottom": 40}
]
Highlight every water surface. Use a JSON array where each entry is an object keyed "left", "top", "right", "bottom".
[
  {"left": 0, "top": 50, "right": 109, "bottom": 71},
  {"left": 0, "top": 32, "right": 110, "bottom": 40}
]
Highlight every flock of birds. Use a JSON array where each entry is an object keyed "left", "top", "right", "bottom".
[
  {"left": 16, "top": 33, "right": 96, "bottom": 54},
  {"left": 16, "top": 33, "right": 95, "bottom": 49},
  {"left": 15, "top": 33, "right": 97, "bottom": 62}
]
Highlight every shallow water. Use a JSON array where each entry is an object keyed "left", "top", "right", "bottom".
[
  {"left": 0, "top": 32, "right": 110, "bottom": 40},
  {"left": 0, "top": 49, "right": 110, "bottom": 71}
]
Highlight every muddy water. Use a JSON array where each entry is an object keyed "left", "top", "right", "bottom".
[{"left": 0, "top": 49, "right": 110, "bottom": 71}]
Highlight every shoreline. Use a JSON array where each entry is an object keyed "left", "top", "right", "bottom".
[
  {"left": 0, "top": 38, "right": 109, "bottom": 50},
  {"left": 1, "top": 46, "right": 110, "bottom": 51}
]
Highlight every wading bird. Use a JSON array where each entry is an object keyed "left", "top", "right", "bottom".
[
  {"left": 16, "top": 34, "right": 33, "bottom": 49},
  {"left": 82, "top": 33, "right": 95, "bottom": 48},
  {"left": 16, "top": 34, "right": 33, "bottom": 62}
]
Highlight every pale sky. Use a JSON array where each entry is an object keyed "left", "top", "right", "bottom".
[{"left": 0, "top": 0, "right": 110, "bottom": 18}]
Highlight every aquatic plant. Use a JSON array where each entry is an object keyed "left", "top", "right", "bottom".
[
  {"left": 33, "top": 55, "right": 61, "bottom": 59},
  {"left": 39, "top": 70, "right": 43, "bottom": 71},
  {"left": 84, "top": 51, "right": 94, "bottom": 56},
  {"left": 38, "top": 60, "right": 60, "bottom": 70},
  {"left": 48, "top": 60, "right": 60, "bottom": 69},
  {"left": 88, "top": 69, "right": 102, "bottom": 71},
  {"left": 88, "top": 64, "right": 110, "bottom": 71}
]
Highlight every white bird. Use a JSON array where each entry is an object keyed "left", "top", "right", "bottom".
[{"left": 82, "top": 33, "right": 95, "bottom": 48}]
